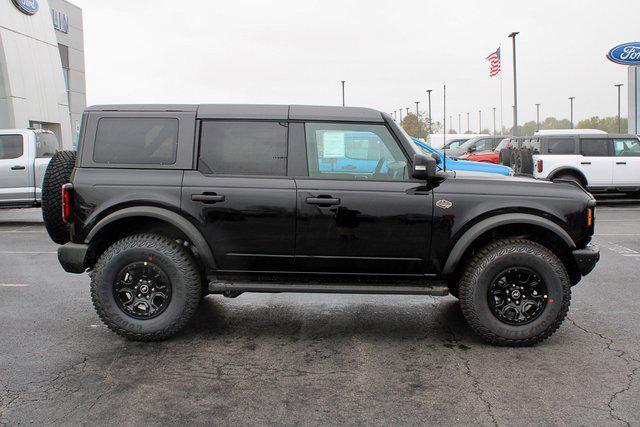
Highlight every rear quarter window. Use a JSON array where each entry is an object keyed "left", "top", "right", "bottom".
[
  {"left": 93, "top": 118, "right": 179, "bottom": 165},
  {"left": 546, "top": 138, "right": 575, "bottom": 154}
]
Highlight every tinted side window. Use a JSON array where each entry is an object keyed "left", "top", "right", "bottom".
[
  {"left": 474, "top": 138, "right": 492, "bottom": 151},
  {"left": 94, "top": 118, "right": 178, "bottom": 164},
  {"left": 305, "top": 123, "right": 408, "bottom": 181},
  {"left": 199, "top": 121, "right": 287, "bottom": 176},
  {"left": 0, "top": 135, "right": 23, "bottom": 160},
  {"left": 546, "top": 138, "right": 575, "bottom": 154},
  {"left": 613, "top": 138, "right": 640, "bottom": 157},
  {"left": 35, "top": 132, "right": 59, "bottom": 158},
  {"left": 581, "top": 139, "right": 610, "bottom": 157}
]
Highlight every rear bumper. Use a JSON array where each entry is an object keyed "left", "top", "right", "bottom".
[
  {"left": 58, "top": 243, "right": 88, "bottom": 273},
  {"left": 572, "top": 244, "right": 600, "bottom": 276}
]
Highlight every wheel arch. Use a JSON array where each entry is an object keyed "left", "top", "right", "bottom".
[
  {"left": 84, "top": 207, "right": 216, "bottom": 272},
  {"left": 442, "top": 213, "right": 578, "bottom": 282},
  {"left": 547, "top": 167, "right": 588, "bottom": 186}
]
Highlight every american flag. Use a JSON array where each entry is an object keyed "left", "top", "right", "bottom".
[{"left": 486, "top": 47, "right": 501, "bottom": 77}]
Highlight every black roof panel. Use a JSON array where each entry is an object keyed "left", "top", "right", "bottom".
[{"left": 86, "top": 104, "right": 384, "bottom": 122}]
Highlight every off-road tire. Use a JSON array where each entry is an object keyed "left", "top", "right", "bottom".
[
  {"left": 41, "top": 150, "right": 76, "bottom": 244},
  {"left": 458, "top": 238, "right": 571, "bottom": 346},
  {"left": 90, "top": 234, "right": 202, "bottom": 341},
  {"left": 510, "top": 150, "right": 522, "bottom": 173},
  {"left": 519, "top": 149, "right": 534, "bottom": 175},
  {"left": 499, "top": 148, "right": 511, "bottom": 167}
]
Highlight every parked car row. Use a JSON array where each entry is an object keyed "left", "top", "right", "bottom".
[{"left": 440, "top": 129, "right": 640, "bottom": 194}]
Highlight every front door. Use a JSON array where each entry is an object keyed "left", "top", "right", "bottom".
[
  {"left": 0, "top": 133, "right": 31, "bottom": 203},
  {"left": 579, "top": 138, "right": 613, "bottom": 187},
  {"left": 612, "top": 137, "right": 640, "bottom": 187},
  {"left": 294, "top": 122, "right": 433, "bottom": 277},
  {"left": 182, "top": 120, "right": 296, "bottom": 273}
]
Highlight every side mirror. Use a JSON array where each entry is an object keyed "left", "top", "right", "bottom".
[
  {"left": 411, "top": 153, "right": 438, "bottom": 180},
  {"left": 468, "top": 146, "right": 477, "bottom": 153}
]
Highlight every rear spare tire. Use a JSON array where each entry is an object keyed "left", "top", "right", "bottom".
[
  {"left": 519, "top": 149, "right": 534, "bottom": 175},
  {"left": 499, "top": 148, "right": 511, "bottom": 167},
  {"left": 42, "top": 150, "right": 76, "bottom": 244}
]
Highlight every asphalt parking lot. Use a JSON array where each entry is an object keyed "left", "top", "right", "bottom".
[{"left": 0, "top": 203, "right": 639, "bottom": 426}]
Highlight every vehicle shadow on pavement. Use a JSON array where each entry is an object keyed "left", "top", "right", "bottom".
[{"left": 180, "top": 296, "right": 481, "bottom": 347}]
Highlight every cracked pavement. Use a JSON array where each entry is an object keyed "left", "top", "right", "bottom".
[{"left": 0, "top": 206, "right": 639, "bottom": 425}]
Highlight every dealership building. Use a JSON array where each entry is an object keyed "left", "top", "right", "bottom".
[{"left": 0, "top": 0, "right": 85, "bottom": 149}]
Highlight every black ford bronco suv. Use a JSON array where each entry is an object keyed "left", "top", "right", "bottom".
[{"left": 41, "top": 104, "right": 600, "bottom": 346}]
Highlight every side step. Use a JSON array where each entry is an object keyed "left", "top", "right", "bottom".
[{"left": 208, "top": 280, "right": 449, "bottom": 296}]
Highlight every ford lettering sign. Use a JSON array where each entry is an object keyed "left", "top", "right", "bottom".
[
  {"left": 607, "top": 42, "right": 640, "bottom": 65},
  {"left": 11, "top": 0, "right": 39, "bottom": 15}
]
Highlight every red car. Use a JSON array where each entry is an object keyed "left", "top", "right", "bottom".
[{"left": 459, "top": 138, "right": 512, "bottom": 164}]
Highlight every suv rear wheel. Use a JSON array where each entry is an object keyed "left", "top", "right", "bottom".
[
  {"left": 458, "top": 238, "right": 571, "bottom": 346},
  {"left": 90, "top": 234, "right": 202, "bottom": 341}
]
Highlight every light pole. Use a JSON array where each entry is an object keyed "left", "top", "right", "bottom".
[
  {"left": 569, "top": 97, "right": 575, "bottom": 128},
  {"left": 450, "top": 115, "right": 453, "bottom": 133},
  {"left": 399, "top": 108, "right": 403, "bottom": 123},
  {"left": 415, "top": 101, "right": 420, "bottom": 138},
  {"left": 492, "top": 107, "right": 496, "bottom": 135},
  {"left": 509, "top": 31, "right": 519, "bottom": 135},
  {"left": 405, "top": 107, "right": 410, "bottom": 117},
  {"left": 426, "top": 89, "right": 432, "bottom": 135},
  {"left": 478, "top": 110, "right": 482, "bottom": 133},
  {"left": 340, "top": 81, "right": 345, "bottom": 107},
  {"left": 535, "top": 103, "right": 541, "bottom": 131},
  {"left": 615, "top": 84, "right": 624, "bottom": 132},
  {"left": 466, "top": 112, "right": 470, "bottom": 133},
  {"left": 458, "top": 113, "right": 462, "bottom": 134}
]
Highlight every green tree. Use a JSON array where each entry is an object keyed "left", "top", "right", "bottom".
[
  {"left": 577, "top": 116, "right": 628, "bottom": 133},
  {"left": 401, "top": 113, "right": 442, "bottom": 138},
  {"left": 448, "top": 129, "right": 457, "bottom": 134}
]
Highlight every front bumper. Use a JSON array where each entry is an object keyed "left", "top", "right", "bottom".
[
  {"left": 572, "top": 244, "right": 600, "bottom": 276},
  {"left": 58, "top": 243, "right": 88, "bottom": 273}
]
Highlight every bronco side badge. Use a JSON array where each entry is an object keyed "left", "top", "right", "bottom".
[{"left": 436, "top": 199, "right": 453, "bottom": 209}]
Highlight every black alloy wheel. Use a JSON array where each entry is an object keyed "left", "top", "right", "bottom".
[
  {"left": 113, "top": 261, "right": 172, "bottom": 319},
  {"left": 488, "top": 267, "right": 548, "bottom": 325}
]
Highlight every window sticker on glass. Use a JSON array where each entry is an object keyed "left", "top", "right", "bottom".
[{"left": 320, "top": 131, "right": 346, "bottom": 158}]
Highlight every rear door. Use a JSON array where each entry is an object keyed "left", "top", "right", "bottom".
[
  {"left": 181, "top": 120, "right": 296, "bottom": 273},
  {"left": 292, "top": 121, "right": 433, "bottom": 277},
  {"left": 612, "top": 137, "right": 640, "bottom": 187},
  {"left": 0, "top": 132, "right": 32, "bottom": 203},
  {"left": 579, "top": 138, "right": 613, "bottom": 187}
]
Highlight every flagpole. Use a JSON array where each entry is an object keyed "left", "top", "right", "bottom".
[{"left": 499, "top": 43, "right": 504, "bottom": 134}]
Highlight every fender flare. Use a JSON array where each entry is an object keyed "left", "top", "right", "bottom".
[
  {"left": 85, "top": 206, "right": 216, "bottom": 270},
  {"left": 442, "top": 213, "right": 575, "bottom": 275},
  {"left": 547, "top": 167, "right": 588, "bottom": 185}
]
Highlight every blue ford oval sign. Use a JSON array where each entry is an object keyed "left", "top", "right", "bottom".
[
  {"left": 11, "top": 0, "right": 39, "bottom": 15},
  {"left": 607, "top": 42, "right": 640, "bottom": 65}
]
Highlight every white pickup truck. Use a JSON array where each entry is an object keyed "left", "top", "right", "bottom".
[{"left": 0, "top": 129, "right": 59, "bottom": 208}]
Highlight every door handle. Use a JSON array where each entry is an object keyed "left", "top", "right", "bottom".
[
  {"left": 191, "top": 193, "right": 225, "bottom": 204},
  {"left": 616, "top": 161, "right": 627, "bottom": 165},
  {"left": 11, "top": 165, "right": 26, "bottom": 170},
  {"left": 306, "top": 196, "right": 340, "bottom": 206},
  {"left": 580, "top": 162, "right": 591, "bottom": 165}
]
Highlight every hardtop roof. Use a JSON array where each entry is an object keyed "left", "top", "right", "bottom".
[{"left": 85, "top": 104, "right": 385, "bottom": 122}]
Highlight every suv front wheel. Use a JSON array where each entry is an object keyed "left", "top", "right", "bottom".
[
  {"left": 458, "top": 238, "right": 571, "bottom": 346},
  {"left": 90, "top": 234, "right": 202, "bottom": 341}
]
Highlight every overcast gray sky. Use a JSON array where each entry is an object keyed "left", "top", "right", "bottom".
[{"left": 72, "top": 0, "right": 639, "bottom": 130}]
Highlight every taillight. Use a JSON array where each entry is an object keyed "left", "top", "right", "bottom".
[
  {"left": 536, "top": 159, "right": 543, "bottom": 173},
  {"left": 61, "top": 183, "right": 73, "bottom": 224}
]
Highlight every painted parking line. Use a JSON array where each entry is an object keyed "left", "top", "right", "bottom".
[
  {"left": 0, "top": 251, "right": 56, "bottom": 254},
  {"left": 0, "top": 284, "right": 30, "bottom": 287}
]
